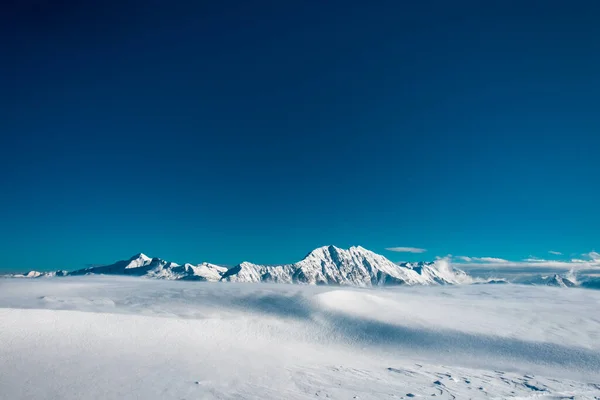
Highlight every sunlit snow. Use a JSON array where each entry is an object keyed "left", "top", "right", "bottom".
[{"left": 1, "top": 276, "right": 599, "bottom": 399}]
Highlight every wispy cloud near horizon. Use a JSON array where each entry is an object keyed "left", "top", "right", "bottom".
[
  {"left": 548, "top": 251, "right": 562, "bottom": 255},
  {"left": 475, "top": 257, "right": 509, "bottom": 263},
  {"left": 455, "top": 256, "right": 509, "bottom": 263},
  {"left": 385, "top": 247, "right": 426, "bottom": 253},
  {"left": 449, "top": 251, "right": 600, "bottom": 270}
]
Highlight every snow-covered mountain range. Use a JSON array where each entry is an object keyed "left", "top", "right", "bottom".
[
  {"left": 12, "top": 245, "right": 596, "bottom": 289},
  {"left": 519, "top": 272, "right": 578, "bottom": 288},
  {"left": 13, "top": 245, "right": 473, "bottom": 286}
]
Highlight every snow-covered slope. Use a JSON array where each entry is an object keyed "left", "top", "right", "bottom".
[
  {"left": 1, "top": 277, "right": 599, "bottom": 399},
  {"left": 221, "top": 261, "right": 298, "bottom": 284},
  {"left": 146, "top": 262, "right": 228, "bottom": 281},
  {"left": 222, "top": 245, "right": 470, "bottom": 286},
  {"left": 12, "top": 246, "right": 472, "bottom": 287}
]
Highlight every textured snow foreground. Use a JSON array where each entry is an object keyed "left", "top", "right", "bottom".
[{"left": 1, "top": 277, "right": 599, "bottom": 400}]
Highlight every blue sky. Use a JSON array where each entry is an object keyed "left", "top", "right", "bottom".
[{"left": 2, "top": 1, "right": 599, "bottom": 272}]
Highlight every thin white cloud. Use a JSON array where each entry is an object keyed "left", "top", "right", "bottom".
[
  {"left": 457, "top": 256, "right": 509, "bottom": 263},
  {"left": 548, "top": 251, "right": 562, "bottom": 255},
  {"left": 450, "top": 251, "right": 600, "bottom": 270},
  {"left": 385, "top": 247, "right": 426, "bottom": 253},
  {"left": 476, "top": 257, "right": 509, "bottom": 263},
  {"left": 522, "top": 257, "right": 547, "bottom": 262}
]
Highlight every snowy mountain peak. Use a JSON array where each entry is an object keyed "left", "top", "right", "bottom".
[
  {"left": 129, "top": 253, "right": 151, "bottom": 262},
  {"left": 124, "top": 253, "right": 155, "bottom": 270},
  {"left": 302, "top": 245, "right": 340, "bottom": 260},
  {"left": 301, "top": 245, "right": 374, "bottom": 263},
  {"left": 222, "top": 246, "right": 470, "bottom": 286},
  {"left": 546, "top": 274, "right": 576, "bottom": 288},
  {"left": 348, "top": 245, "right": 369, "bottom": 253}
]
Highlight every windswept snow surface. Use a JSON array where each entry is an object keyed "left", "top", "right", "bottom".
[{"left": 1, "top": 277, "right": 599, "bottom": 399}]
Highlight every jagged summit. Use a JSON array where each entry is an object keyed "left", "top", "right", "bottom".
[
  {"left": 222, "top": 246, "right": 470, "bottom": 286},
  {"left": 302, "top": 245, "right": 370, "bottom": 259},
  {"left": 301, "top": 245, "right": 337, "bottom": 260}
]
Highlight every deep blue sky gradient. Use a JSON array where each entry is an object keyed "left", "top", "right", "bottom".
[{"left": 2, "top": 1, "right": 599, "bottom": 271}]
